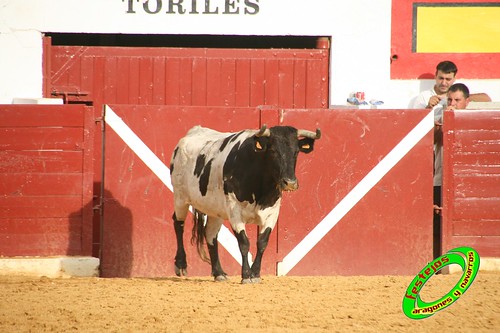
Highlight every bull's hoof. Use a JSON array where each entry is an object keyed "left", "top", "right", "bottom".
[
  {"left": 241, "top": 277, "right": 261, "bottom": 284},
  {"left": 251, "top": 277, "right": 261, "bottom": 284},
  {"left": 214, "top": 275, "right": 228, "bottom": 282},
  {"left": 175, "top": 265, "right": 187, "bottom": 277}
]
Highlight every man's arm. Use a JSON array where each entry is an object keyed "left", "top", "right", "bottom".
[{"left": 470, "top": 93, "right": 492, "bottom": 102}]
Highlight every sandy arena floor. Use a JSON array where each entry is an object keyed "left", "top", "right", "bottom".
[{"left": 0, "top": 272, "right": 498, "bottom": 332}]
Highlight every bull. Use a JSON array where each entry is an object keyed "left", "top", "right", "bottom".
[{"left": 170, "top": 124, "right": 321, "bottom": 283}]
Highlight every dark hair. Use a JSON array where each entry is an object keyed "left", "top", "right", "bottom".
[
  {"left": 436, "top": 61, "right": 458, "bottom": 75},
  {"left": 448, "top": 83, "right": 470, "bottom": 98}
]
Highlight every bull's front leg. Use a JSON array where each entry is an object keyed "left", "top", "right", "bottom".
[
  {"left": 234, "top": 229, "right": 254, "bottom": 284},
  {"left": 250, "top": 227, "right": 272, "bottom": 283},
  {"left": 172, "top": 213, "right": 187, "bottom": 276}
]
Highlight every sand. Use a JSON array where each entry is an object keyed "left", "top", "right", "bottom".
[{"left": 0, "top": 272, "right": 498, "bottom": 332}]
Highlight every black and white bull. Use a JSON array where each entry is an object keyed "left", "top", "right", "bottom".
[{"left": 170, "top": 124, "right": 320, "bottom": 283}]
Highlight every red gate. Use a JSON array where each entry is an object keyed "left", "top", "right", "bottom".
[
  {"left": 442, "top": 109, "right": 500, "bottom": 257},
  {"left": 0, "top": 105, "right": 95, "bottom": 256},
  {"left": 101, "top": 105, "right": 433, "bottom": 277},
  {"left": 45, "top": 44, "right": 329, "bottom": 109}
]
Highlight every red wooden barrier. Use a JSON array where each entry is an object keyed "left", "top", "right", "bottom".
[
  {"left": 0, "top": 105, "right": 94, "bottom": 256},
  {"left": 47, "top": 46, "right": 329, "bottom": 109},
  {"left": 101, "top": 105, "right": 434, "bottom": 277},
  {"left": 442, "top": 109, "right": 500, "bottom": 257}
]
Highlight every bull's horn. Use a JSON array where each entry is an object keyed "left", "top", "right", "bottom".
[
  {"left": 297, "top": 128, "right": 321, "bottom": 139},
  {"left": 255, "top": 124, "right": 271, "bottom": 137}
]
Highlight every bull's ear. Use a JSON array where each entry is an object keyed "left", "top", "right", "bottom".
[
  {"left": 254, "top": 136, "right": 269, "bottom": 152},
  {"left": 298, "top": 138, "right": 315, "bottom": 154}
]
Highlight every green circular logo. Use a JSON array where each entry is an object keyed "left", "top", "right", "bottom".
[{"left": 402, "top": 246, "right": 480, "bottom": 319}]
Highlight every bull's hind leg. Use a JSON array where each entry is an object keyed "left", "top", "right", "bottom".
[
  {"left": 173, "top": 211, "right": 188, "bottom": 276},
  {"left": 205, "top": 216, "right": 228, "bottom": 281}
]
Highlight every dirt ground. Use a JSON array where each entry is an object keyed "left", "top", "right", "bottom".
[{"left": 0, "top": 272, "right": 498, "bottom": 333}]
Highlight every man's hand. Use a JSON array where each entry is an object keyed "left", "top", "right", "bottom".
[
  {"left": 433, "top": 204, "right": 442, "bottom": 215},
  {"left": 427, "top": 95, "right": 442, "bottom": 108}
]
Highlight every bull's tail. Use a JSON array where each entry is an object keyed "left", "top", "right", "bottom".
[{"left": 191, "top": 209, "right": 210, "bottom": 263}]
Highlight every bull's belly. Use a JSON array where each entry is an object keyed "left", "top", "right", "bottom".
[{"left": 188, "top": 192, "right": 281, "bottom": 229}]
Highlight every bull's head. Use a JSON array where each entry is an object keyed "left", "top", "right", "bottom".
[{"left": 253, "top": 124, "right": 321, "bottom": 191}]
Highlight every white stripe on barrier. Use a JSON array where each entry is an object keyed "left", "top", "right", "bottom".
[
  {"left": 277, "top": 110, "right": 434, "bottom": 276},
  {"left": 104, "top": 105, "right": 247, "bottom": 266}
]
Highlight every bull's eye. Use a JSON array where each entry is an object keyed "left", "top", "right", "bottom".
[
  {"left": 302, "top": 144, "right": 310, "bottom": 150},
  {"left": 255, "top": 141, "right": 263, "bottom": 150}
]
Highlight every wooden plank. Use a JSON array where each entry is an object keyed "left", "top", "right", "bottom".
[
  {"left": 191, "top": 57, "right": 207, "bottom": 106},
  {"left": 250, "top": 59, "right": 265, "bottom": 106},
  {"left": 179, "top": 58, "right": 193, "bottom": 105},
  {"left": 278, "top": 59, "right": 294, "bottom": 108},
  {"left": 306, "top": 59, "right": 325, "bottom": 108},
  {"left": 453, "top": 220, "right": 500, "bottom": 236},
  {"left": 0, "top": 196, "right": 83, "bottom": 219},
  {"left": 165, "top": 58, "right": 181, "bottom": 105},
  {"left": 220, "top": 59, "right": 236, "bottom": 106},
  {"left": 235, "top": 59, "right": 251, "bottom": 107},
  {"left": 451, "top": 110, "right": 500, "bottom": 130},
  {"left": 103, "top": 56, "right": 118, "bottom": 103},
  {"left": 0, "top": 151, "right": 83, "bottom": 173},
  {"left": 0, "top": 127, "right": 83, "bottom": 151},
  {"left": 116, "top": 57, "right": 131, "bottom": 103},
  {"left": 452, "top": 152, "right": 500, "bottom": 166},
  {"left": 80, "top": 55, "right": 94, "bottom": 102},
  {"left": 138, "top": 57, "right": 154, "bottom": 104},
  {"left": 293, "top": 59, "right": 307, "bottom": 108},
  {"left": 449, "top": 236, "right": 500, "bottom": 257},
  {"left": 451, "top": 198, "right": 500, "bottom": 220},
  {"left": 454, "top": 174, "right": 500, "bottom": 198},
  {"left": 0, "top": 173, "right": 83, "bottom": 196},
  {"left": 0, "top": 217, "right": 82, "bottom": 256},
  {"left": 152, "top": 57, "right": 166, "bottom": 105},
  {"left": 264, "top": 59, "right": 279, "bottom": 106},
  {"left": 0, "top": 105, "right": 84, "bottom": 127},
  {"left": 127, "top": 57, "right": 140, "bottom": 104},
  {"left": 206, "top": 58, "right": 222, "bottom": 106}
]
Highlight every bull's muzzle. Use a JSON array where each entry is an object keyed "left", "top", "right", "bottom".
[{"left": 281, "top": 178, "right": 299, "bottom": 191}]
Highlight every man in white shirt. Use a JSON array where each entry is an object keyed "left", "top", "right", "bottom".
[{"left": 410, "top": 60, "right": 491, "bottom": 109}]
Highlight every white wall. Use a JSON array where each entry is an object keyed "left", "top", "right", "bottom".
[{"left": 0, "top": 0, "right": 498, "bottom": 106}]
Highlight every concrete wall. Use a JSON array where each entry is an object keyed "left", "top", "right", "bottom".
[{"left": 0, "top": 0, "right": 499, "bottom": 106}]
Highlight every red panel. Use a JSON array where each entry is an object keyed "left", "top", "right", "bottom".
[
  {"left": 0, "top": 151, "right": 83, "bottom": 173},
  {"left": 0, "top": 127, "right": 83, "bottom": 150},
  {"left": 0, "top": 173, "right": 83, "bottom": 196},
  {"left": 443, "top": 109, "right": 500, "bottom": 258},
  {"left": 0, "top": 105, "right": 95, "bottom": 257},
  {"left": 0, "top": 105, "right": 84, "bottom": 126},
  {"left": 391, "top": 0, "right": 500, "bottom": 79},
  {"left": 0, "top": 218, "right": 83, "bottom": 256},
  {"left": 276, "top": 109, "right": 433, "bottom": 275},
  {"left": 102, "top": 106, "right": 433, "bottom": 277},
  {"left": 48, "top": 46, "right": 329, "bottom": 109},
  {"left": 453, "top": 220, "right": 500, "bottom": 236},
  {"left": 101, "top": 105, "right": 260, "bottom": 277}
]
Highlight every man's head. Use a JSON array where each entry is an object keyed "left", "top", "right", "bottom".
[
  {"left": 434, "top": 61, "right": 457, "bottom": 94},
  {"left": 447, "top": 83, "right": 470, "bottom": 109}
]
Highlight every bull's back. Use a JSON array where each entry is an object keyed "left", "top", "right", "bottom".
[{"left": 170, "top": 126, "right": 251, "bottom": 217}]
